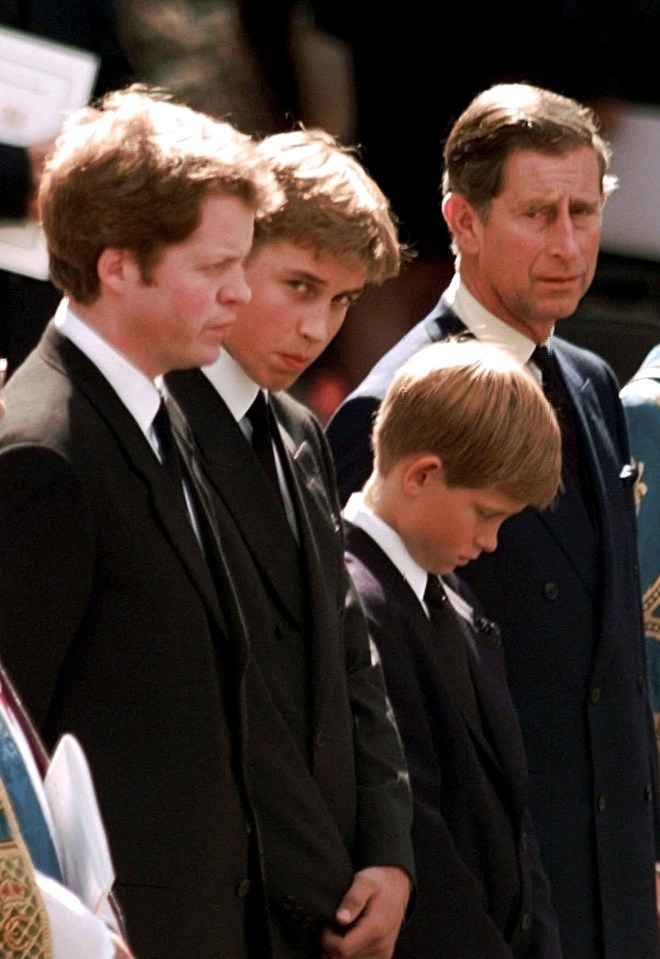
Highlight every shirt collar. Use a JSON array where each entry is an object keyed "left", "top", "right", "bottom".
[
  {"left": 343, "top": 491, "right": 428, "bottom": 607},
  {"left": 446, "top": 273, "right": 554, "bottom": 367},
  {"left": 54, "top": 299, "right": 161, "bottom": 438},
  {"left": 201, "top": 348, "right": 260, "bottom": 422}
]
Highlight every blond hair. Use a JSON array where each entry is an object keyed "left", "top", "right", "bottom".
[
  {"left": 372, "top": 339, "right": 562, "bottom": 509},
  {"left": 252, "top": 128, "right": 403, "bottom": 285},
  {"left": 40, "top": 84, "right": 281, "bottom": 303}
]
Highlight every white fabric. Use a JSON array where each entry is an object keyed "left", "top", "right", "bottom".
[
  {"left": 343, "top": 492, "right": 474, "bottom": 625},
  {"left": 54, "top": 298, "right": 161, "bottom": 450},
  {"left": 38, "top": 873, "right": 115, "bottom": 959},
  {"left": 203, "top": 349, "right": 299, "bottom": 537}
]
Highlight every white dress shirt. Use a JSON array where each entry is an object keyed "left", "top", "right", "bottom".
[
  {"left": 343, "top": 492, "right": 473, "bottom": 623},
  {"left": 203, "top": 349, "right": 299, "bottom": 537}
]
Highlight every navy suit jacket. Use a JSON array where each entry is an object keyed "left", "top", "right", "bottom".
[
  {"left": 344, "top": 522, "right": 562, "bottom": 958},
  {"left": 327, "top": 291, "right": 660, "bottom": 959}
]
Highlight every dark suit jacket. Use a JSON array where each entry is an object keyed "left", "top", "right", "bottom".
[
  {"left": 344, "top": 522, "right": 562, "bottom": 959},
  {"left": 327, "top": 292, "right": 660, "bottom": 959},
  {"left": 167, "top": 368, "right": 415, "bottom": 957},
  {"left": 0, "top": 325, "right": 256, "bottom": 959}
]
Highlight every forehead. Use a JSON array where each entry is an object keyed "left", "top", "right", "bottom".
[
  {"left": 248, "top": 239, "right": 367, "bottom": 287},
  {"left": 467, "top": 486, "right": 525, "bottom": 515},
  {"left": 499, "top": 146, "right": 603, "bottom": 200}
]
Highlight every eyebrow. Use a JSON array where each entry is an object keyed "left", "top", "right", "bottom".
[{"left": 285, "top": 268, "right": 365, "bottom": 298}]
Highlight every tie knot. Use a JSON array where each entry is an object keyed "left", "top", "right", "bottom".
[
  {"left": 424, "top": 574, "right": 447, "bottom": 611},
  {"left": 152, "top": 397, "right": 182, "bottom": 483},
  {"left": 246, "top": 391, "right": 271, "bottom": 437}
]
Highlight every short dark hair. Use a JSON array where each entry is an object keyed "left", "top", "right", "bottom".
[{"left": 443, "top": 83, "right": 616, "bottom": 216}]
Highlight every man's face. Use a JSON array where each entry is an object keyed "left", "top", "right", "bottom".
[
  {"left": 407, "top": 470, "right": 524, "bottom": 575},
  {"left": 221, "top": 240, "right": 367, "bottom": 391},
  {"left": 121, "top": 194, "right": 254, "bottom": 378},
  {"left": 459, "top": 146, "right": 604, "bottom": 342}
]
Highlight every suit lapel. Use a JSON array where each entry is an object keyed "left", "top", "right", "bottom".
[
  {"left": 528, "top": 347, "right": 600, "bottom": 596},
  {"left": 168, "top": 370, "right": 306, "bottom": 625},
  {"left": 42, "top": 330, "right": 226, "bottom": 630},
  {"left": 269, "top": 399, "right": 346, "bottom": 726}
]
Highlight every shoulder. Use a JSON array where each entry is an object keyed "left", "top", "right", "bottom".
[
  {"left": 349, "top": 296, "right": 459, "bottom": 403},
  {"left": 344, "top": 522, "right": 411, "bottom": 620},
  {"left": 554, "top": 335, "right": 619, "bottom": 390}
]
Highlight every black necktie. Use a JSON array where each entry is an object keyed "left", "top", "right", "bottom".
[
  {"left": 532, "top": 345, "right": 590, "bottom": 502},
  {"left": 424, "top": 576, "right": 481, "bottom": 728},
  {"left": 246, "top": 392, "right": 283, "bottom": 500},
  {"left": 153, "top": 398, "right": 185, "bottom": 491},
  {"left": 153, "top": 396, "right": 218, "bottom": 560}
]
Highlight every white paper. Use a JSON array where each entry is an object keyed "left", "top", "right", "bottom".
[
  {"left": 0, "top": 24, "right": 99, "bottom": 279},
  {"left": 0, "top": 25, "right": 99, "bottom": 147},
  {"left": 43, "top": 733, "right": 117, "bottom": 921}
]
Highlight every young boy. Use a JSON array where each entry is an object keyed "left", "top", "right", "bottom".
[
  {"left": 343, "top": 338, "right": 564, "bottom": 958},
  {"left": 166, "top": 129, "right": 414, "bottom": 958}
]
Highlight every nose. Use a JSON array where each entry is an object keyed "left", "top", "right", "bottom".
[
  {"left": 218, "top": 266, "right": 251, "bottom": 306},
  {"left": 548, "top": 209, "right": 580, "bottom": 258},
  {"left": 475, "top": 525, "right": 499, "bottom": 555},
  {"left": 298, "top": 306, "right": 330, "bottom": 344}
]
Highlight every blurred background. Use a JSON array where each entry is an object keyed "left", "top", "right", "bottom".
[{"left": 3, "top": 0, "right": 660, "bottom": 418}]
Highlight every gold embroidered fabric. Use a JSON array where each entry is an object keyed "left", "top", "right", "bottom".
[{"left": 0, "top": 778, "right": 52, "bottom": 959}]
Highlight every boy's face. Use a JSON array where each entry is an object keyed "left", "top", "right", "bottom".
[
  {"left": 406, "top": 467, "right": 524, "bottom": 575},
  {"left": 221, "top": 239, "right": 367, "bottom": 391}
]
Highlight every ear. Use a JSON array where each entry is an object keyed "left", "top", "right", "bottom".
[
  {"left": 401, "top": 454, "right": 443, "bottom": 496},
  {"left": 442, "top": 192, "right": 482, "bottom": 255},
  {"left": 97, "top": 247, "right": 137, "bottom": 294}
]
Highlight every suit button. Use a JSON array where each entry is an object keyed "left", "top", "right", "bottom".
[
  {"left": 597, "top": 794, "right": 607, "bottom": 813},
  {"left": 521, "top": 913, "right": 532, "bottom": 932},
  {"left": 542, "top": 581, "right": 559, "bottom": 601},
  {"left": 590, "top": 687, "right": 601, "bottom": 704},
  {"left": 236, "top": 879, "right": 251, "bottom": 898}
]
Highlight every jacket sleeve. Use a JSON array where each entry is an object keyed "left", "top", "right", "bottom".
[{"left": 0, "top": 444, "right": 95, "bottom": 728}]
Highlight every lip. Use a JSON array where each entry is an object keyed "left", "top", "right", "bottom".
[
  {"left": 207, "top": 317, "right": 236, "bottom": 333},
  {"left": 277, "top": 352, "right": 310, "bottom": 372},
  {"left": 537, "top": 274, "right": 582, "bottom": 286}
]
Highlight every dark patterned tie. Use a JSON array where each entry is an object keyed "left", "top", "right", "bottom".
[{"left": 532, "top": 345, "right": 590, "bottom": 503}]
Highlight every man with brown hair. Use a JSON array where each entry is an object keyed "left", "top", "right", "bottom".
[
  {"left": 328, "top": 83, "right": 659, "bottom": 959},
  {"left": 0, "top": 85, "right": 280, "bottom": 959}
]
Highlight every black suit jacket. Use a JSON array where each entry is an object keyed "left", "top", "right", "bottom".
[
  {"left": 167, "top": 368, "right": 415, "bottom": 957},
  {"left": 344, "top": 522, "right": 562, "bottom": 959},
  {"left": 0, "top": 324, "right": 255, "bottom": 959},
  {"left": 327, "top": 292, "right": 660, "bottom": 959}
]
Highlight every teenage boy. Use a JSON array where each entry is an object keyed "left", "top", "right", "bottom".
[
  {"left": 343, "top": 338, "right": 564, "bottom": 958},
  {"left": 167, "top": 129, "right": 414, "bottom": 959}
]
